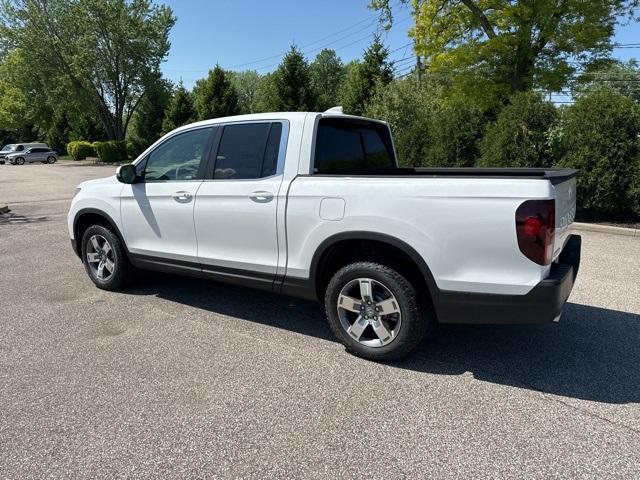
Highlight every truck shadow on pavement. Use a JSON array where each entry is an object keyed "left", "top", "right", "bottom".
[{"left": 128, "top": 273, "right": 639, "bottom": 405}]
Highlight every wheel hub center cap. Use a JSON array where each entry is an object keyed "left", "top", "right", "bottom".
[{"left": 365, "top": 305, "right": 376, "bottom": 318}]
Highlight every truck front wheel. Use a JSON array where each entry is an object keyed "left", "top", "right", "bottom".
[
  {"left": 81, "top": 224, "right": 131, "bottom": 291},
  {"left": 324, "top": 261, "right": 431, "bottom": 361}
]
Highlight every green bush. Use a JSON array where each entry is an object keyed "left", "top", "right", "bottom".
[
  {"left": 126, "top": 139, "right": 146, "bottom": 160},
  {"left": 557, "top": 89, "right": 640, "bottom": 221},
  {"left": 364, "top": 78, "right": 439, "bottom": 167},
  {"left": 478, "top": 91, "right": 559, "bottom": 168},
  {"left": 427, "top": 99, "right": 486, "bottom": 167},
  {"left": 95, "top": 140, "right": 128, "bottom": 163},
  {"left": 66, "top": 141, "right": 95, "bottom": 160}
]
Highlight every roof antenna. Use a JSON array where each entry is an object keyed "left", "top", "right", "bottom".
[{"left": 324, "top": 106, "right": 344, "bottom": 114}]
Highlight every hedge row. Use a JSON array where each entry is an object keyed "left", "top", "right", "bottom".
[{"left": 66, "top": 140, "right": 129, "bottom": 163}]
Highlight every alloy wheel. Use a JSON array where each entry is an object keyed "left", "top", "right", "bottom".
[
  {"left": 86, "top": 234, "right": 115, "bottom": 280},
  {"left": 337, "top": 278, "right": 402, "bottom": 348}
]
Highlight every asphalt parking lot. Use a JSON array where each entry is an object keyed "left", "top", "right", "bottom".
[{"left": 1, "top": 163, "right": 639, "bottom": 479}]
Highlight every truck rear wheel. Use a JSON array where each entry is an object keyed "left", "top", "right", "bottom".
[{"left": 324, "top": 261, "right": 431, "bottom": 361}]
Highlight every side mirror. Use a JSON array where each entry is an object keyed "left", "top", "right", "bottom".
[{"left": 116, "top": 164, "right": 138, "bottom": 184}]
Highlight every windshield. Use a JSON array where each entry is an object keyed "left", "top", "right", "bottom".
[{"left": 0, "top": 144, "right": 17, "bottom": 153}]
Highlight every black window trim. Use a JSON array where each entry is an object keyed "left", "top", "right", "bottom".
[
  {"left": 203, "top": 119, "right": 290, "bottom": 182},
  {"left": 136, "top": 125, "right": 217, "bottom": 183}
]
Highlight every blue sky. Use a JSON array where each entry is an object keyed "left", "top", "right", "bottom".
[{"left": 159, "top": 0, "right": 639, "bottom": 91}]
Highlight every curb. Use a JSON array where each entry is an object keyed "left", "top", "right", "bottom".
[
  {"left": 573, "top": 222, "right": 638, "bottom": 237},
  {"left": 0, "top": 204, "right": 10, "bottom": 214}
]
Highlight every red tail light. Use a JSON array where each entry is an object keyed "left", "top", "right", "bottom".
[{"left": 515, "top": 200, "right": 555, "bottom": 265}]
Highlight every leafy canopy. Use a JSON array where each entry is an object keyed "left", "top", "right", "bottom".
[
  {"left": 0, "top": 0, "right": 175, "bottom": 140},
  {"left": 371, "top": 0, "right": 639, "bottom": 102}
]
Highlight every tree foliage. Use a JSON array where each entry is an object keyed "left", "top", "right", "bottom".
[
  {"left": 0, "top": 0, "right": 175, "bottom": 140},
  {"left": 310, "top": 49, "right": 345, "bottom": 111},
  {"left": 556, "top": 89, "right": 640, "bottom": 220},
  {"left": 479, "top": 91, "right": 559, "bottom": 168},
  {"left": 340, "top": 35, "right": 393, "bottom": 115},
  {"left": 371, "top": 0, "right": 639, "bottom": 102},
  {"left": 162, "top": 82, "right": 195, "bottom": 133},
  {"left": 128, "top": 73, "right": 172, "bottom": 152},
  {"left": 268, "top": 45, "right": 316, "bottom": 111},
  {"left": 228, "top": 70, "right": 262, "bottom": 114},
  {"left": 193, "top": 65, "right": 239, "bottom": 120}
]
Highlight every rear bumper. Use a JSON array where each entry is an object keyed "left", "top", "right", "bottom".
[{"left": 437, "top": 234, "right": 581, "bottom": 324}]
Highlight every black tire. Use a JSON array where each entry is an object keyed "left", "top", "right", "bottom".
[
  {"left": 46, "top": 156, "right": 56, "bottom": 164},
  {"left": 81, "top": 224, "right": 131, "bottom": 290},
  {"left": 15, "top": 157, "right": 25, "bottom": 165},
  {"left": 324, "top": 261, "right": 432, "bottom": 361}
]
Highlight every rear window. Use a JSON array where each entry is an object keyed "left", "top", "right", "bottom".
[{"left": 313, "top": 118, "right": 395, "bottom": 174}]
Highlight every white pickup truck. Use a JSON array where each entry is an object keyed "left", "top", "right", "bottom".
[{"left": 68, "top": 109, "right": 581, "bottom": 360}]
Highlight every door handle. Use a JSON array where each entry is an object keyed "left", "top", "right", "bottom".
[
  {"left": 249, "top": 191, "right": 274, "bottom": 203},
  {"left": 172, "top": 191, "right": 193, "bottom": 201}
]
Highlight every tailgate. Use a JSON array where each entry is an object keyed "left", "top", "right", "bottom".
[{"left": 553, "top": 177, "right": 577, "bottom": 259}]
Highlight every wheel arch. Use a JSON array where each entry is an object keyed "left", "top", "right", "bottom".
[
  {"left": 72, "top": 208, "right": 129, "bottom": 259},
  {"left": 308, "top": 231, "right": 440, "bottom": 306}
]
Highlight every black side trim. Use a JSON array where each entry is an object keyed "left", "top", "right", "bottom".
[
  {"left": 129, "top": 253, "right": 277, "bottom": 293},
  {"left": 437, "top": 235, "right": 581, "bottom": 325}
]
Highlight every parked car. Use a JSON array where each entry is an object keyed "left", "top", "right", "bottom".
[
  {"left": 68, "top": 109, "right": 580, "bottom": 361},
  {"left": 0, "top": 143, "right": 49, "bottom": 163},
  {"left": 6, "top": 147, "right": 58, "bottom": 165}
]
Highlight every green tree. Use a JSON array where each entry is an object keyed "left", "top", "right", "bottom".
[
  {"left": 162, "top": 82, "right": 195, "bottom": 133},
  {"left": 0, "top": 50, "right": 30, "bottom": 131},
  {"left": 128, "top": 73, "right": 172, "bottom": 151},
  {"left": 340, "top": 35, "right": 393, "bottom": 115},
  {"left": 365, "top": 77, "right": 437, "bottom": 166},
  {"left": 269, "top": 45, "right": 316, "bottom": 111},
  {"left": 228, "top": 70, "right": 262, "bottom": 114},
  {"left": 478, "top": 91, "right": 558, "bottom": 168},
  {"left": 574, "top": 60, "right": 640, "bottom": 103},
  {"left": 193, "top": 65, "right": 240, "bottom": 120},
  {"left": 252, "top": 73, "right": 280, "bottom": 112},
  {"left": 429, "top": 99, "right": 486, "bottom": 167},
  {"left": 310, "top": 49, "right": 345, "bottom": 111},
  {"left": 0, "top": 0, "right": 175, "bottom": 140},
  {"left": 557, "top": 89, "right": 640, "bottom": 220},
  {"left": 371, "top": 0, "right": 638, "bottom": 101}
]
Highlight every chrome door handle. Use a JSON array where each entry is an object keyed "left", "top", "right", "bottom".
[
  {"left": 249, "top": 191, "right": 274, "bottom": 203},
  {"left": 172, "top": 191, "right": 192, "bottom": 201}
]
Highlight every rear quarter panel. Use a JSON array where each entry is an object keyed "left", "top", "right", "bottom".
[{"left": 286, "top": 176, "right": 556, "bottom": 295}]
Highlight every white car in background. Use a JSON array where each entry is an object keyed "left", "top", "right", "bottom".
[{"left": 67, "top": 109, "right": 581, "bottom": 361}]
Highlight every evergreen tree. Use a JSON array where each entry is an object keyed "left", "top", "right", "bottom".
[
  {"left": 128, "top": 73, "right": 172, "bottom": 150},
  {"left": 162, "top": 82, "right": 195, "bottom": 133},
  {"left": 310, "top": 49, "right": 345, "bottom": 111},
  {"left": 271, "top": 45, "right": 316, "bottom": 111},
  {"left": 193, "top": 65, "right": 239, "bottom": 120},
  {"left": 340, "top": 35, "right": 393, "bottom": 115}
]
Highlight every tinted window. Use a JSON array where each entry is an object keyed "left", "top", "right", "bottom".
[
  {"left": 314, "top": 118, "right": 395, "bottom": 174},
  {"left": 144, "top": 127, "right": 212, "bottom": 181},
  {"left": 31, "top": 148, "right": 47, "bottom": 153},
  {"left": 214, "top": 123, "right": 282, "bottom": 179}
]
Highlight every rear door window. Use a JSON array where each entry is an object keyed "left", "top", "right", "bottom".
[{"left": 213, "top": 122, "right": 283, "bottom": 179}]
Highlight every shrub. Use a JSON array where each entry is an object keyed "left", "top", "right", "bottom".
[
  {"left": 478, "top": 91, "right": 559, "bottom": 168},
  {"left": 427, "top": 99, "right": 486, "bottom": 167},
  {"left": 66, "top": 141, "right": 95, "bottom": 160},
  {"left": 557, "top": 89, "right": 640, "bottom": 221},
  {"left": 126, "top": 139, "right": 146, "bottom": 160},
  {"left": 95, "top": 140, "right": 128, "bottom": 163}
]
